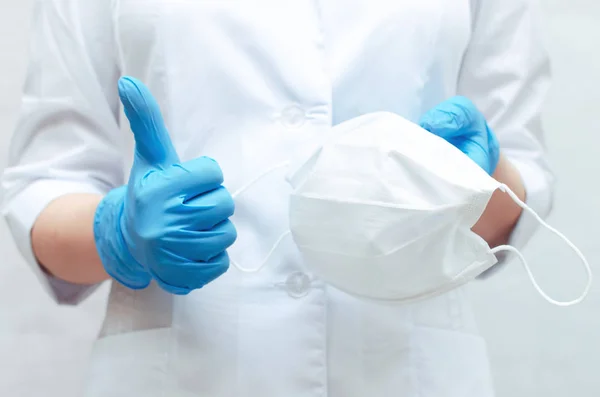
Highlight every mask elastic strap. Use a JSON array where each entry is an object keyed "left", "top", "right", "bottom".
[
  {"left": 230, "top": 230, "right": 292, "bottom": 273},
  {"left": 231, "top": 161, "right": 291, "bottom": 200},
  {"left": 229, "top": 161, "right": 292, "bottom": 273},
  {"left": 490, "top": 184, "right": 593, "bottom": 307}
]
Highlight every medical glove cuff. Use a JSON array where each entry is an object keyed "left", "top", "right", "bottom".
[
  {"left": 486, "top": 125, "right": 500, "bottom": 175},
  {"left": 94, "top": 186, "right": 151, "bottom": 289}
]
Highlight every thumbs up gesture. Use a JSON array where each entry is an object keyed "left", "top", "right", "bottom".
[{"left": 93, "top": 77, "right": 237, "bottom": 294}]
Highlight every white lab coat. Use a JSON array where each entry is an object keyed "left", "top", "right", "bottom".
[{"left": 2, "top": 0, "right": 554, "bottom": 396}]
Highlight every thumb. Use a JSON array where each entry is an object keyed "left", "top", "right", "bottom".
[{"left": 118, "top": 76, "right": 179, "bottom": 171}]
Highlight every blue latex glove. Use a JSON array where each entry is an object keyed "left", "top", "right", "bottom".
[
  {"left": 419, "top": 96, "right": 500, "bottom": 175},
  {"left": 93, "top": 76, "right": 237, "bottom": 295}
]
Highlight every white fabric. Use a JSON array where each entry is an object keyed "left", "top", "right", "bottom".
[{"left": 1, "top": 0, "right": 555, "bottom": 396}]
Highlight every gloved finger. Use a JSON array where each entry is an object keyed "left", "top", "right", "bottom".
[
  {"left": 163, "top": 156, "right": 225, "bottom": 195},
  {"left": 177, "top": 186, "right": 235, "bottom": 231},
  {"left": 162, "top": 220, "right": 238, "bottom": 262},
  {"left": 418, "top": 96, "right": 481, "bottom": 139},
  {"left": 151, "top": 252, "right": 230, "bottom": 294},
  {"left": 118, "top": 76, "right": 180, "bottom": 172}
]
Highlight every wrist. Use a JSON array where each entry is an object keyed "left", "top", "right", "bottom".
[
  {"left": 492, "top": 154, "right": 525, "bottom": 198},
  {"left": 473, "top": 153, "right": 526, "bottom": 247},
  {"left": 94, "top": 186, "right": 151, "bottom": 289}
]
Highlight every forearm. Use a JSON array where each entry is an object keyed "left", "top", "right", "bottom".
[
  {"left": 473, "top": 154, "right": 526, "bottom": 247},
  {"left": 31, "top": 193, "right": 110, "bottom": 285}
]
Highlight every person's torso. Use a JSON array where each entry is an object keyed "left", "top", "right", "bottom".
[{"left": 86, "top": 1, "right": 494, "bottom": 396}]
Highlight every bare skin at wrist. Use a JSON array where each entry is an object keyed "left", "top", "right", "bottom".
[
  {"left": 473, "top": 153, "right": 526, "bottom": 247},
  {"left": 31, "top": 193, "right": 110, "bottom": 285}
]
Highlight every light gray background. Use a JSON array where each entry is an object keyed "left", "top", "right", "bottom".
[{"left": 0, "top": 1, "right": 598, "bottom": 396}]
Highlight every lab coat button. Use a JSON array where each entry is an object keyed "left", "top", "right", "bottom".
[
  {"left": 285, "top": 272, "right": 311, "bottom": 298},
  {"left": 281, "top": 105, "right": 307, "bottom": 128}
]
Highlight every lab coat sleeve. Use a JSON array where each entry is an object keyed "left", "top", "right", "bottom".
[
  {"left": 457, "top": 0, "right": 554, "bottom": 275},
  {"left": 1, "top": 0, "right": 123, "bottom": 304}
]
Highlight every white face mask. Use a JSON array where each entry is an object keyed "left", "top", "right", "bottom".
[{"left": 230, "top": 112, "right": 592, "bottom": 307}]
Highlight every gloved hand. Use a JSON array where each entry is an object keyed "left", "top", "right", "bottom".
[
  {"left": 93, "top": 76, "right": 237, "bottom": 295},
  {"left": 418, "top": 96, "right": 500, "bottom": 175}
]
